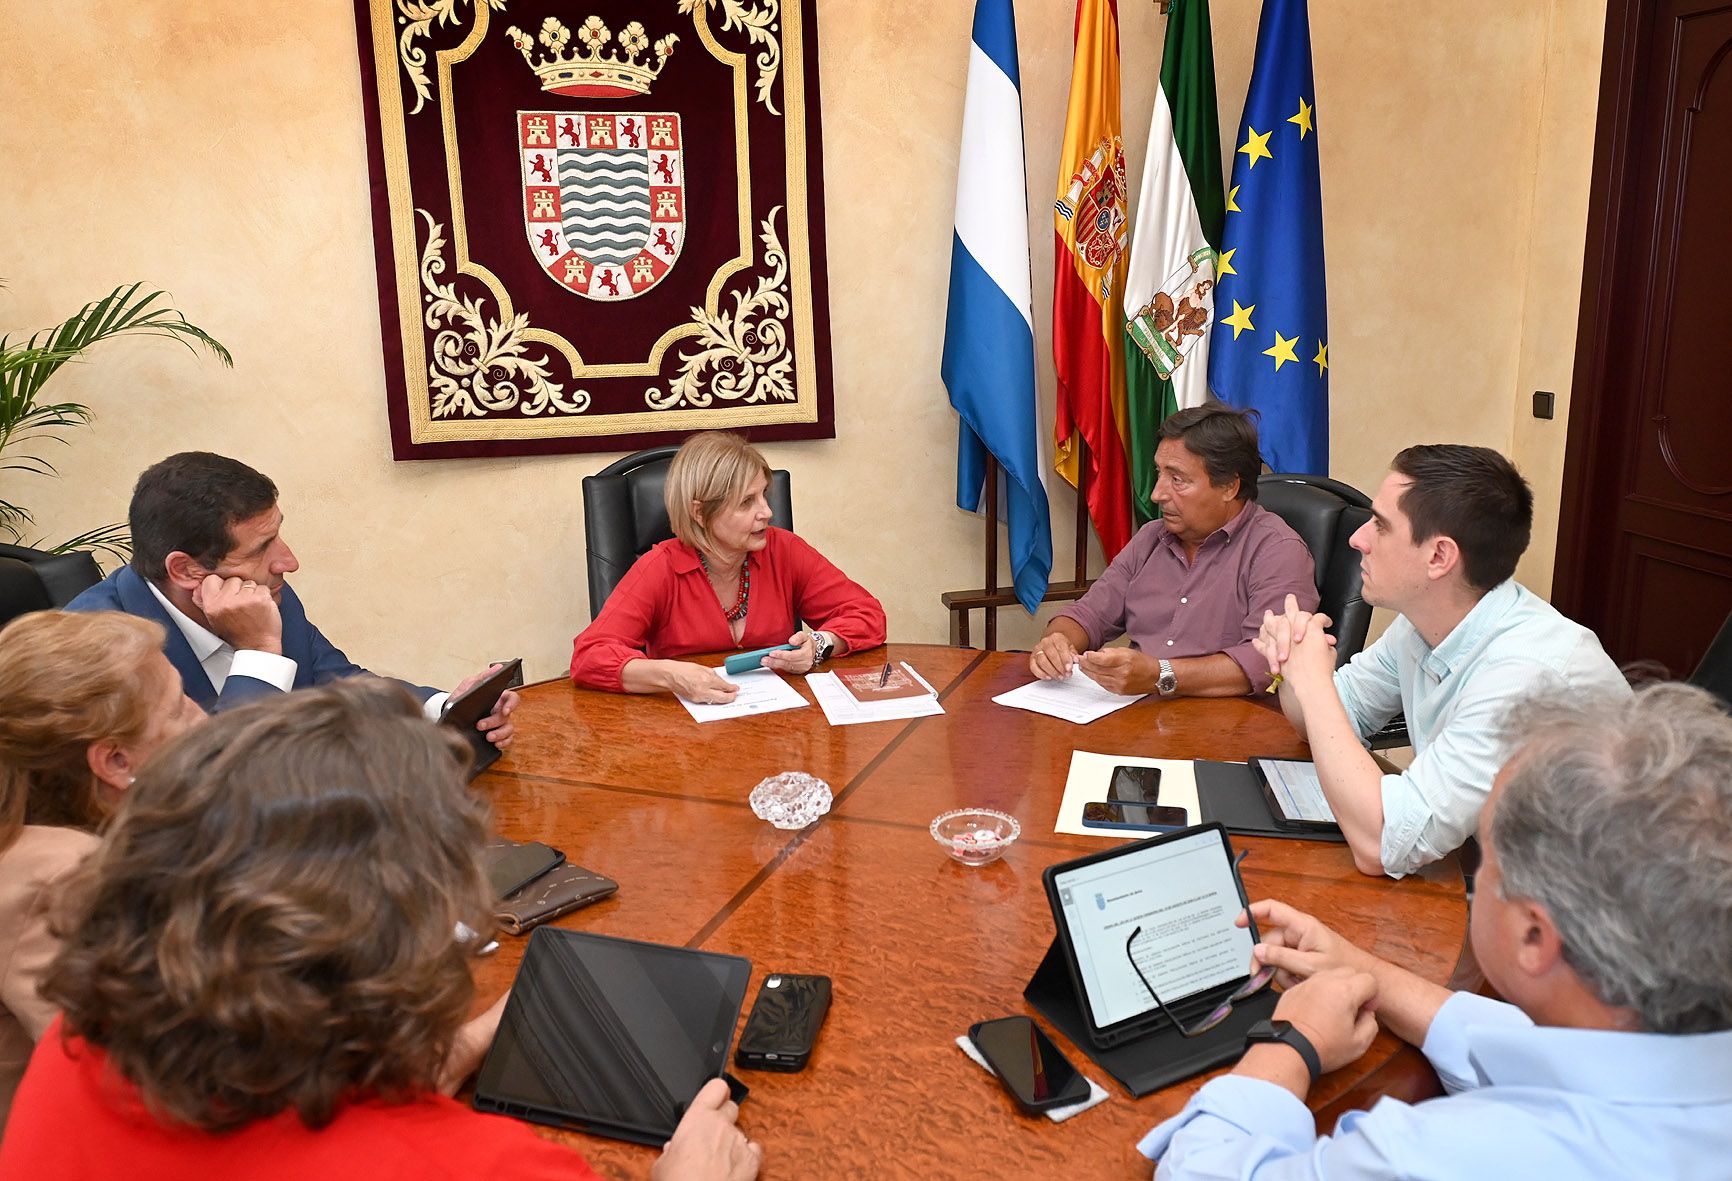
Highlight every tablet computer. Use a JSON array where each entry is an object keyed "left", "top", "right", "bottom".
[
  {"left": 1041, "top": 824, "right": 1261, "bottom": 1048},
  {"left": 440, "top": 658, "right": 521, "bottom": 779},
  {"left": 474, "top": 927, "right": 752, "bottom": 1145},
  {"left": 1249, "top": 757, "right": 1342, "bottom": 833}
]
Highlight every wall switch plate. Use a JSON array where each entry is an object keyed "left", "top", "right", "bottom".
[{"left": 1532, "top": 391, "right": 1556, "bottom": 419}]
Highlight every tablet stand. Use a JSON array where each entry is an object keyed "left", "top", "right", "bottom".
[{"left": 1023, "top": 939, "right": 1279, "bottom": 1097}]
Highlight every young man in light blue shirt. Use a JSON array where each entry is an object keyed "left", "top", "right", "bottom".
[
  {"left": 1255, "top": 445, "right": 1626, "bottom": 877},
  {"left": 1141, "top": 682, "right": 1732, "bottom": 1179}
]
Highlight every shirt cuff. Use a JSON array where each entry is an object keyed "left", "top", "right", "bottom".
[
  {"left": 1052, "top": 609, "right": 1104, "bottom": 652},
  {"left": 229, "top": 649, "right": 297, "bottom": 693},
  {"left": 1420, "top": 992, "right": 1531, "bottom": 1094},
  {"left": 1137, "top": 1075, "right": 1316, "bottom": 1162},
  {"left": 1377, "top": 771, "right": 1430, "bottom": 878},
  {"left": 1224, "top": 640, "right": 1273, "bottom": 693},
  {"left": 422, "top": 691, "right": 450, "bottom": 721}
]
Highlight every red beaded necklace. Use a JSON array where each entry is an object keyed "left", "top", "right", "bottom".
[{"left": 700, "top": 553, "right": 750, "bottom": 621}]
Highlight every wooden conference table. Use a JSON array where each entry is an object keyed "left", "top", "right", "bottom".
[{"left": 474, "top": 645, "right": 1468, "bottom": 1180}]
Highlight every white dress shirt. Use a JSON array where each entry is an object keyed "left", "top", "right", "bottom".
[{"left": 146, "top": 582, "right": 447, "bottom": 718}]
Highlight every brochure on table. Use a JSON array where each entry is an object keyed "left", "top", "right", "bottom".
[
  {"left": 1054, "top": 751, "right": 1200, "bottom": 838},
  {"left": 809, "top": 663, "right": 943, "bottom": 726}
]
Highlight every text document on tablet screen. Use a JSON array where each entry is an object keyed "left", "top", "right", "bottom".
[{"left": 1053, "top": 830, "right": 1254, "bottom": 1029}]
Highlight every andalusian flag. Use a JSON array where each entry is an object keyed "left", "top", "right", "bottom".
[
  {"left": 1208, "top": 0, "right": 1329, "bottom": 473},
  {"left": 1122, "top": 0, "right": 1224, "bottom": 524},
  {"left": 1052, "top": 0, "right": 1133, "bottom": 560}
]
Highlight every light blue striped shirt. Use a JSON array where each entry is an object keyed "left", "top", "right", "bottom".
[
  {"left": 1331, "top": 580, "right": 1627, "bottom": 877},
  {"left": 1139, "top": 992, "right": 1732, "bottom": 1179}
]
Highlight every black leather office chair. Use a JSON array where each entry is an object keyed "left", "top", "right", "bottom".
[
  {"left": 1255, "top": 475, "right": 1409, "bottom": 747},
  {"left": 0, "top": 542, "right": 103, "bottom": 607},
  {"left": 0, "top": 557, "right": 54, "bottom": 632},
  {"left": 1689, "top": 606, "right": 1732, "bottom": 710},
  {"left": 582, "top": 445, "right": 794, "bottom": 619},
  {"left": 1256, "top": 473, "right": 1373, "bottom": 663}
]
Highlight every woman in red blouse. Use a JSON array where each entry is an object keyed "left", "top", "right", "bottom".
[{"left": 570, "top": 433, "right": 887, "bottom": 702}]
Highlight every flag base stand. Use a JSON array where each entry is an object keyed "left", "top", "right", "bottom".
[{"left": 940, "top": 446, "right": 1097, "bottom": 650}]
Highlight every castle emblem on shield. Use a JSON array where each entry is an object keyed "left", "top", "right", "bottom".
[
  {"left": 509, "top": 17, "right": 684, "bottom": 302},
  {"left": 518, "top": 111, "right": 685, "bottom": 302}
]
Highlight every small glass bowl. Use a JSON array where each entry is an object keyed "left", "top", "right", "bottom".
[{"left": 930, "top": 808, "right": 1021, "bottom": 866}]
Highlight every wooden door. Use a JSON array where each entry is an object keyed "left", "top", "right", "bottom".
[{"left": 1554, "top": 0, "right": 1732, "bottom": 675}]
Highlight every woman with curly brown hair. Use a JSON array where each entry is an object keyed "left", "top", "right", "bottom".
[
  {"left": 0, "top": 610, "right": 201, "bottom": 1126},
  {"left": 0, "top": 677, "right": 759, "bottom": 1181}
]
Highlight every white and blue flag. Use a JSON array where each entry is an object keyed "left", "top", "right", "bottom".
[{"left": 942, "top": 0, "right": 1052, "bottom": 614}]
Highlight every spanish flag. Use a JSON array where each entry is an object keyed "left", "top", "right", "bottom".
[{"left": 1052, "top": 0, "right": 1133, "bottom": 560}]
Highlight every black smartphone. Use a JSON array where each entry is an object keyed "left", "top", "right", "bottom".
[
  {"left": 486, "top": 840, "right": 565, "bottom": 898},
  {"left": 969, "top": 1016, "right": 1089, "bottom": 1114},
  {"left": 1080, "top": 801, "right": 1190, "bottom": 832},
  {"left": 734, "top": 973, "right": 832, "bottom": 1072},
  {"left": 1107, "top": 764, "right": 1163, "bottom": 804}
]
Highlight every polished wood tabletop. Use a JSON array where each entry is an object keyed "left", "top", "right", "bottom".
[{"left": 473, "top": 645, "right": 1467, "bottom": 1180}]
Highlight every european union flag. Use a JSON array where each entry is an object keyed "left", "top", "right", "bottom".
[{"left": 1207, "top": 0, "right": 1328, "bottom": 474}]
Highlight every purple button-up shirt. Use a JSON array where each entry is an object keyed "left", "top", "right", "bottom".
[{"left": 1056, "top": 501, "right": 1318, "bottom": 692}]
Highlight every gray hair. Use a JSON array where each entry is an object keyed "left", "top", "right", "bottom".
[{"left": 1494, "top": 682, "right": 1732, "bottom": 1033}]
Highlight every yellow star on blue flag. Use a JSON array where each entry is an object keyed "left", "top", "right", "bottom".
[{"left": 1207, "top": 0, "right": 1328, "bottom": 473}]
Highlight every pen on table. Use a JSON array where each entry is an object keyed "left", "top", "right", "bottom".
[{"left": 877, "top": 658, "right": 892, "bottom": 687}]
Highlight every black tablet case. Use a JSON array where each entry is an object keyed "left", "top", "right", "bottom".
[
  {"left": 1194, "top": 760, "right": 1345, "bottom": 844},
  {"left": 474, "top": 927, "right": 750, "bottom": 1144},
  {"left": 1023, "top": 940, "right": 1278, "bottom": 1096}
]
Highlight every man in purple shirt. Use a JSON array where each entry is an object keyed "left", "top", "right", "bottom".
[{"left": 1030, "top": 404, "right": 1317, "bottom": 697}]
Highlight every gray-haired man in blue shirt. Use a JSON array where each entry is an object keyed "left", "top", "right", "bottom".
[{"left": 1142, "top": 681, "right": 1732, "bottom": 1178}]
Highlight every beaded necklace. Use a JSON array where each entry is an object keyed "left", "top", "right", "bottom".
[{"left": 699, "top": 552, "right": 750, "bottom": 621}]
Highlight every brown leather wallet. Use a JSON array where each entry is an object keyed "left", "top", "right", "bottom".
[{"left": 494, "top": 859, "right": 620, "bottom": 935}]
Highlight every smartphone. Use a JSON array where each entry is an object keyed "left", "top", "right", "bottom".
[
  {"left": 485, "top": 840, "right": 565, "bottom": 898},
  {"left": 969, "top": 1016, "right": 1089, "bottom": 1114},
  {"left": 724, "top": 644, "right": 798, "bottom": 674},
  {"left": 734, "top": 973, "right": 832, "bottom": 1071},
  {"left": 1107, "top": 764, "right": 1163, "bottom": 804},
  {"left": 1080, "top": 801, "right": 1189, "bottom": 832}
]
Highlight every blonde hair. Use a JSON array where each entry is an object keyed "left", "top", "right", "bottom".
[
  {"left": 663, "top": 432, "right": 773, "bottom": 555},
  {"left": 0, "top": 610, "right": 168, "bottom": 850}
]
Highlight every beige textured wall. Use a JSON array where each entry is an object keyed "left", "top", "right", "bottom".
[{"left": 0, "top": 0, "right": 1603, "bottom": 686}]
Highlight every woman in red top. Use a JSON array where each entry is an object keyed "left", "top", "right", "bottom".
[
  {"left": 0, "top": 679, "right": 760, "bottom": 1181},
  {"left": 571, "top": 433, "right": 887, "bottom": 701}
]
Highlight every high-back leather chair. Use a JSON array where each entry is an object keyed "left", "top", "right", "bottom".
[
  {"left": 582, "top": 445, "right": 794, "bottom": 619},
  {"left": 1256, "top": 473, "right": 1373, "bottom": 663},
  {"left": 0, "top": 543, "right": 102, "bottom": 608},
  {"left": 0, "top": 557, "right": 54, "bottom": 632},
  {"left": 1689, "top": 606, "right": 1732, "bottom": 710}
]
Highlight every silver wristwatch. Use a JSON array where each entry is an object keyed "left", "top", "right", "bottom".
[
  {"left": 810, "top": 630, "right": 835, "bottom": 664},
  {"left": 1156, "top": 659, "right": 1178, "bottom": 697}
]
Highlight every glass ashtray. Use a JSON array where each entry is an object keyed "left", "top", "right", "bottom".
[
  {"left": 929, "top": 808, "right": 1020, "bottom": 866},
  {"left": 749, "top": 771, "right": 833, "bottom": 830}
]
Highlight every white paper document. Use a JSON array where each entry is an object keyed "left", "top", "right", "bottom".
[
  {"left": 1054, "top": 751, "right": 1201, "bottom": 838},
  {"left": 1256, "top": 758, "right": 1336, "bottom": 823},
  {"left": 675, "top": 667, "right": 809, "bottom": 724},
  {"left": 991, "top": 667, "right": 1146, "bottom": 724},
  {"left": 809, "top": 664, "right": 944, "bottom": 726}
]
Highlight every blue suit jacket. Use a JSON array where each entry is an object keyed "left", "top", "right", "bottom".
[{"left": 68, "top": 566, "right": 437, "bottom": 712}]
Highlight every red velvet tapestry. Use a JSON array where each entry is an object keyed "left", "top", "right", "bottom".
[{"left": 352, "top": 1, "right": 836, "bottom": 459}]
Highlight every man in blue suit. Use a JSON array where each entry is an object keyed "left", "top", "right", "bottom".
[{"left": 70, "top": 452, "right": 516, "bottom": 747}]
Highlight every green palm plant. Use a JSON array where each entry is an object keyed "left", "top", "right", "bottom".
[{"left": 1, "top": 282, "right": 232, "bottom": 561}]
